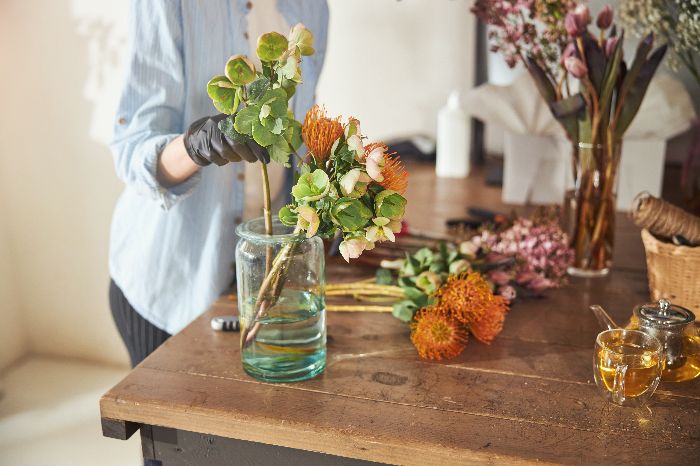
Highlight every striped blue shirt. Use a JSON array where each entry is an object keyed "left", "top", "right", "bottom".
[{"left": 109, "top": 0, "right": 328, "bottom": 334}]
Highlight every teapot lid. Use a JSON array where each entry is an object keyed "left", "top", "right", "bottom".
[{"left": 635, "top": 298, "right": 695, "bottom": 328}]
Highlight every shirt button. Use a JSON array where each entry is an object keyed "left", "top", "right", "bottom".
[
  {"left": 243, "top": 31, "right": 249, "bottom": 40},
  {"left": 246, "top": 1, "right": 252, "bottom": 9},
  {"left": 117, "top": 117, "right": 127, "bottom": 125},
  {"left": 234, "top": 216, "right": 242, "bottom": 224},
  {"left": 237, "top": 172, "right": 245, "bottom": 181}
]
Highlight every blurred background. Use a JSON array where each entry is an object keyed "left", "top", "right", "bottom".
[{"left": 0, "top": 0, "right": 696, "bottom": 464}]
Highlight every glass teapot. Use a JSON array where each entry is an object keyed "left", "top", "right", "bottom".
[{"left": 590, "top": 299, "right": 700, "bottom": 382}]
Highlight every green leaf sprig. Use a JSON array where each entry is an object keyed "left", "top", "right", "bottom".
[{"left": 206, "top": 24, "right": 314, "bottom": 166}]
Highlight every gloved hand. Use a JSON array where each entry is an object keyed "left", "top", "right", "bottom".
[{"left": 184, "top": 114, "right": 270, "bottom": 166}]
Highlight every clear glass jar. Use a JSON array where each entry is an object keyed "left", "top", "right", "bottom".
[
  {"left": 235, "top": 217, "right": 326, "bottom": 382},
  {"left": 563, "top": 141, "right": 622, "bottom": 277}
]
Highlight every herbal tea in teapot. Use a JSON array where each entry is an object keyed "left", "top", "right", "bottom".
[{"left": 662, "top": 334, "right": 700, "bottom": 382}]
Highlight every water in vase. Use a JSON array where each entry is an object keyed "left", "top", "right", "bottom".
[{"left": 240, "top": 289, "right": 326, "bottom": 382}]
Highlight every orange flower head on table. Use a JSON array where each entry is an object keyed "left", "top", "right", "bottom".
[
  {"left": 302, "top": 105, "right": 344, "bottom": 165},
  {"left": 469, "top": 295, "right": 508, "bottom": 344},
  {"left": 410, "top": 307, "right": 468, "bottom": 360},
  {"left": 433, "top": 272, "right": 501, "bottom": 325}
]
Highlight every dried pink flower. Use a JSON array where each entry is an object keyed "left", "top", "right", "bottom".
[
  {"left": 573, "top": 4, "right": 592, "bottom": 27},
  {"left": 596, "top": 5, "right": 614, "bottom": 30},
  {"left": 499, "top": 285, "right": 517, "bottom": 301},
  {"left": 481, "top": 218, "right": 574, "bottom": 293},
  {"left": 605, "top": 36, "right": 619, "bottom": 58}
]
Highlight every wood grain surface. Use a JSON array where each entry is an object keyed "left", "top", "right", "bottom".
[{"left": 100, "top": 164, "right": 700, "bottom": 465}]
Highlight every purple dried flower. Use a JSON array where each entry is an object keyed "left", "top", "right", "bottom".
[
  {"left": 560, "top": 42, "right": 577, "bottom": 65},
  {"left": 574, "top": 4, "right": 592, "bottom": 27},
  {"left": 604, "top": 36, "right": 619, "bottom": 58},
  {"left": 565, "top": 13, "right": 583, "bottom": 37},
  {"left": 481, "top": 218, "right": 573, "bottom": 291},
  {"left": 596, "top": 5, "right": 613, "bottom": 30}
]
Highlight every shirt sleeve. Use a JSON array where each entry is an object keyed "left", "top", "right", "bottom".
[{"left": 110, "top": 0, "right": 200, "bottom": 211}]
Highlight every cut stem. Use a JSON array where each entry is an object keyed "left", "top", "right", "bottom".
[
  {"left": 326, "top": 305, "right": 393, "bottom": 313},
  {"left": 260, "top": 162, "right": 273, "bottom": 274}
]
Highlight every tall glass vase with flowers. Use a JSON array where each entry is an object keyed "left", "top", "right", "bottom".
[
  {"left": 206, "top": 25, "right": 408, "bottom": 381},
  {"left": 472, "top": 1, "right": 667, "bottom": 276}
]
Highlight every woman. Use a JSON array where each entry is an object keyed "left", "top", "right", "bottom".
[{"left": 109, "top": 0, "right": 329, "bottom": 367}]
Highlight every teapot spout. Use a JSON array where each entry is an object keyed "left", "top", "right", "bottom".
[{"left": 589, "top": 305, "right": 620, "bottom": 330}]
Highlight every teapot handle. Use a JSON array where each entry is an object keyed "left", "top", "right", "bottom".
[{"left": 589, "top": 305, "right": 619, "bottom": 330}]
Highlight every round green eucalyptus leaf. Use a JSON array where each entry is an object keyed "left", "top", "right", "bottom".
[
  {"left": 269, "top": 135, "right": 291, "bottom": 166},
  {"left": 256, "top": 32, "right": 288, "bottom": 62},
  {"left": 284, "top": 120, "right": 303, "bottom": 151},
  {"left": 292, "top": 169, "right": 330, "bottom": 201},
  {"left": 278, "top": 205, "right": 298, "bottom": 226},
  {"left": 251, "top": 119, "right": 276, "bottom": 147},
  {"left": 207, "top": 76, "right": 238, "bottom": 114},
  {"left": 207, "top": 75, "right": 234, "bottom": 100},
  {"left": 260, "top": 88, "right": 289, "bottom": 117},
  {"left": 233, "top": 105, "right": 259, "bottom": 135},
  {"left": 280, "top": 78, "right": 297, "bottom": 99},
  {"left": 392, "top": 300, "right": 417, "bottom": 323},
  {"left": 247, "top": 76, "right": 271, "bottom": 102},
  {"left": 225, "top": 55, "right": 256, "bottom": 86},
  {"left": 278, "top": 50, "right": 300, "bottom": 81},
  {"left": 374, "top": 190, "right": 407, "bottom": 220},
  {"left": 331, "top": 198, "right": 373, "bottom": 231},
  {"left": 288, "top": 23, "right": 315, "bottom": 56}
]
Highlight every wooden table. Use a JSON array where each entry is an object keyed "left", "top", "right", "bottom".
[{"left": 101, "top": 164, "right": 700, "bottom": 465}]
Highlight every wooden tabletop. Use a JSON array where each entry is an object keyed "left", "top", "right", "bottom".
[{"left": 100, "top": 164, "right": 700, "bottom": 465}]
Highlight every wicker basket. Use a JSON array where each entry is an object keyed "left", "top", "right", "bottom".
[{"left": 641, "top": 229, "right": 700, "bottom": 313}]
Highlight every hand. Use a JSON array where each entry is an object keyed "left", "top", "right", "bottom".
[{"left": 183, "top": 114, "right": 270, "bottom": 166}]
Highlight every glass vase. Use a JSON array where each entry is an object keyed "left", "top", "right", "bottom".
[
  {"left": 235, "top": 217, "right": 326, "bottom": 382},
  {"left": 563, "top": 141, "right": 622, "bottom": 277}
]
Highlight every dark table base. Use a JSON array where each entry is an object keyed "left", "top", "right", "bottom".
[{"left": 140, "top": 425, "right": 384, "bottom": 466}]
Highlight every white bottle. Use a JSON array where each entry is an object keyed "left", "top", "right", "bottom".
[{"left": 436, "top": 90, "right": 470, "bottom": 178}]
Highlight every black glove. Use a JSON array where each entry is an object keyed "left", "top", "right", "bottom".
[{"left": 184, "top": 114, "right": 270, "bottom": 166}]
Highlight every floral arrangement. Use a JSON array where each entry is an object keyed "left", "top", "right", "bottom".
[
  {"left": 472, "top": 1, "right": 667, "bottom": 145},
  {"left": 278, "top": 107, "right": 408, "bottom": 261},
  {"left": 620, "top": 0, "right": 700, "bottom": 85},
  {"left": 207, "top": 26, "right": 407, "bottom": 258},
  {"left": 379, "top": 216, "right": 573, "bottom": 323},
  {"left": 472, "top": 1, "right": 668, "bottom": 274},
  {"left": 324, "top": 215, "right": 572, "bottom": 360},
  {"left": 206, "top": 25, "right": 408, "bottom": 346}
]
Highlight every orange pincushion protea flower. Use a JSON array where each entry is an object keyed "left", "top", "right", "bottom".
[
  {"left": 302, "top": 105, "right": 343, "bottom": 165},
  {"left": 380, "top": 153, "right": 408, "bottom": 194},
  {"left": 434, "top": 272, "right": 504, "bottom": 325},
  {"left": 362, "top": 143, "right": 408, "bottom": 194},
  {"left": 469, "top": 296, "right": 508, "bottom": 344},
  {"left": 410, "top": 307, "right": 468, "bottom": 360}
]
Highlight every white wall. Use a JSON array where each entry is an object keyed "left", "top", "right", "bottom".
[
  {"left": 0, "top": 200, "right": 25, "bottom": 371},
  {"left": 0, "top": 0, "right": 130, "bottom": 367},
  {"left": 317, "top": 0, "right": 476, "bottom": 140}
]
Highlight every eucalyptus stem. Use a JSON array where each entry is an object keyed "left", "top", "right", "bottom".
[{"left": 260, "top": 162, "right": 273, "bottom": 274}]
